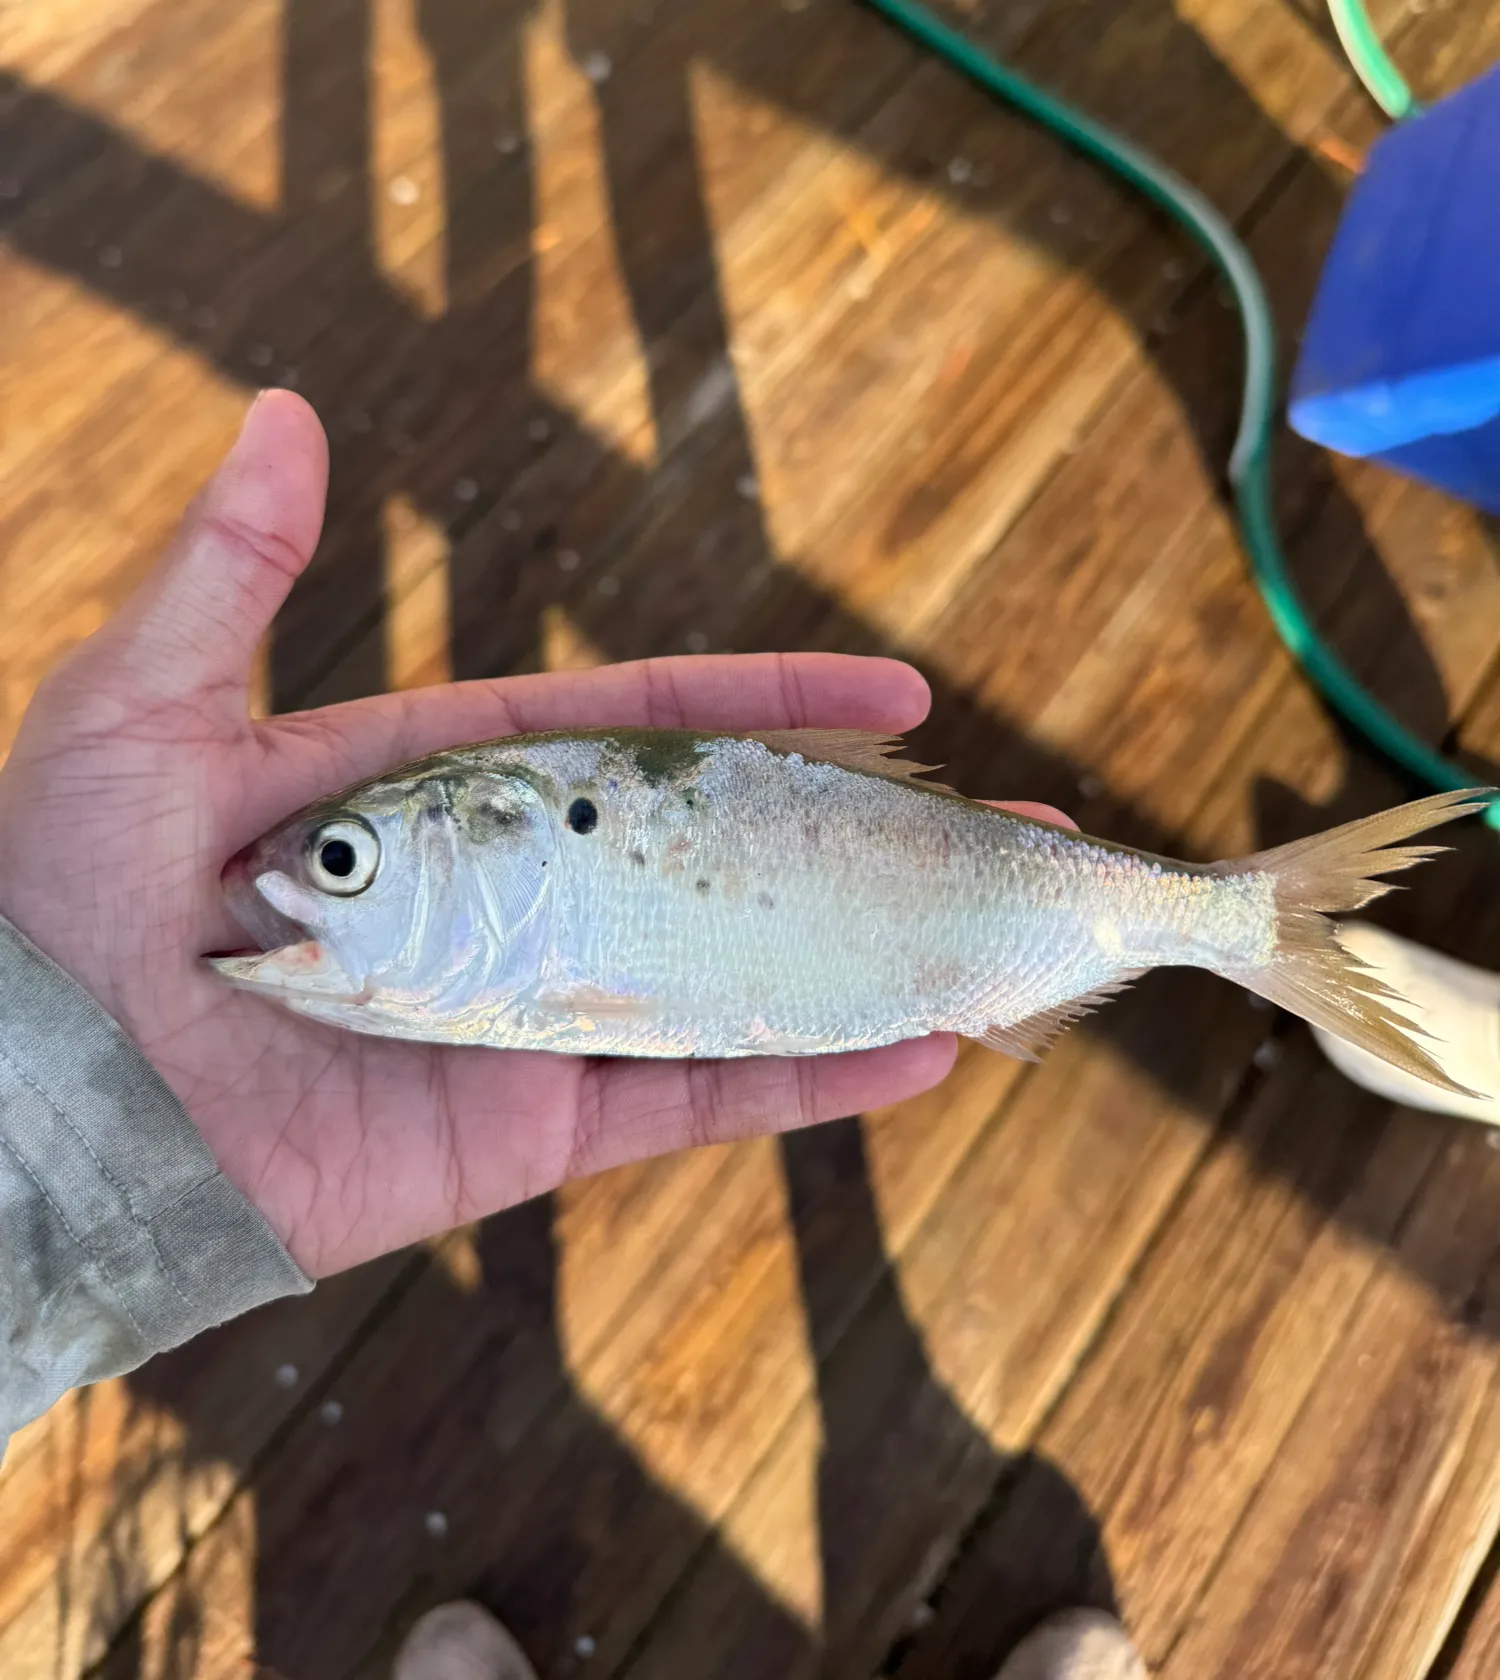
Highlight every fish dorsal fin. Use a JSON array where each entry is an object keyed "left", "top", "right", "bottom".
[
  {"left": 744, "top": 729, "right": 956, "bottom": 794},
  {"left": 974, "top": 977, "right": 1139, "bottom": 1061}
]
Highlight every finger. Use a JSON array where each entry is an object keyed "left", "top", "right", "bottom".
[
  {"left": 257, "top": 652, "right": 932, "bottom": 814},
  {"left": 566, "top": 1035, "right": 958, "bottom": 1182},
  {"left": 984, "top": 798, "right": 1078, "bottom": 830},
  {"left": 81, "top": 390, "right": 327, "bottom": 710}
]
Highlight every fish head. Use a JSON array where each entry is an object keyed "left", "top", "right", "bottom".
[{"left": 208, "top": 766, "right": 557, "bottom": 1033}]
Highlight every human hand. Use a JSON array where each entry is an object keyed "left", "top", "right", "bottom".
[{"left": 0, "top": 392, "right": 1071, "bottom": 1277}]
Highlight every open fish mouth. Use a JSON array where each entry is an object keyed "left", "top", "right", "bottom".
[
  {"left": 206, "top": 940, "right": 368, "bottom": 1002},
  {"left": 206, "top": 855, "right": 367, "bottom": 1004}
]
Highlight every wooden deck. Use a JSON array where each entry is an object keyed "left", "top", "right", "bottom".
[{"left": 6, "top": 0, "right": 1500, "bottom": 1674}]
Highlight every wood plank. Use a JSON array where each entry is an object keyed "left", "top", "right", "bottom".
[
  {"left": 889, "top": 80, "right": 1500, "bottom": 1673},
  {"left": 0, "top": 0, "right": 945, "bottom": 1664},
  {"left": 611, "top": 1, "right": 1500, "bottom": 1666},
  {"left": 299, "top": 0, "right": 1402, "bottom": 709},
  {"left": 1158, "top": 1121, "right": 1500, "bottom": 1680},
  {"left": 1441, "top": 1545, "right": 1500, "bottom": 1680},
  {"left": 11, "top": 0, "right": 1498, "bottom": 1666},
  {"left": 275, "top": 115, "right": 1350, "bottom": 1666},
  {"left": 0, "top": 1257, "right": 410, "bottom": 1679},
  {"left": 2, "top": 9, "right": 1263, "bottom": 1653},
  {"left": 626, "top": 976, "right": 1258, "bottom": 1680},
  {"left": 240, "top": 98, "right": 1377, "bottom": 1680},
  {"left": 103, "top": 1053, "right": 1050, "bottom": 1680}
]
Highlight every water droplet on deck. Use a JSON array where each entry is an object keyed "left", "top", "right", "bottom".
[
  {"left": 558, "top": 549, "right": 581, "bottom": 571},
  {"left": 319, "top": 1399, "right": 344, "bottom": 1425},
  {"left": 946, "top": 156, "right": 974, "bottom": 186},
  {"left": 597, "top": 575, "right": 621, "bottom": 597},
  {"left": 574, "top": 1636, "right": 597, "bottom": 1659},
  {"left": 1252, "top": 1039, "right": 1281, "bottom": 1071},
  {"left": 453, "top": 477, "right": 478, "bottom": 503},
  {"left": 582, "top": 51, "right": 612, "bottom": 83},
  {"left": 685, "top": 631, "right": 709, "bottom": 653},
  {"left": 500, "top": 509, "right": 523, "bottom": 532},
  {"left": 424, "top": 1510, "right": 449, "bottom": 1538},
  {"left": 98, "top": 245, "right": 122, "bottom": 268},
  {"left": 248, "top": 343, "right": 274, "bottom": 368},
  {"left": 528, "top": 418, "right": 552, "bottom": 443},
  {"left": 274, "top": 1363, "right": 299, "bottom": 1388},
  {"left": 494, "top": 132, "right": 521, "bottom": 154},
  {"left": 735, "top": 472, "right": 758, "bottom": 500}
]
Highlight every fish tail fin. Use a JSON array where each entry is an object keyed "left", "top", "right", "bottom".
[{"left": 1217, "top": 789, "right": 1494, "bottom": 1099}]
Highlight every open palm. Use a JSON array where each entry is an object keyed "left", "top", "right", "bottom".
[{"left": 0, "top": 393, "right": 1061, "bottom": 1277}]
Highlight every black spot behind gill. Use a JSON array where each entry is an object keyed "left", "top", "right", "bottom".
[{"left": 567, "top": 797, "right": 599, "bottom": 834}]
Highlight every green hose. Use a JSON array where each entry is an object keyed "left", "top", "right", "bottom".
[
  {"left": 1329, "top": 0, "right": 1421, "bottom": 120},
  {"left": 860, "top": 0, "right": 1498, "bottom": 826}
]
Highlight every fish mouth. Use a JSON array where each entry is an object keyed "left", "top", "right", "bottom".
[
  {"left": 207, "top": 940, "right": 367, "bottom": 1003},
  {"left": 221, "top": 851, "right": 306, "bottom": 953},
  {"left": 208, "top": 854, "right": 367, "bottom": 1004}
]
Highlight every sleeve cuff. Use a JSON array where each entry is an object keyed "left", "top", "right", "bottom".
[{"left": 0, "top": 911, "right": 311, "bottom": 1424}]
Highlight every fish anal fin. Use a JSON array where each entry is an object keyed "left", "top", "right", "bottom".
[
  {"left": 972, "top": 978, "right": 1139, "bottom": 1062},
  {"left": 745, "top": 729, "right": 957, "bottom": 795}
]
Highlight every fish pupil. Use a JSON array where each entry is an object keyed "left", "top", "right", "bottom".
[
  {"left": 320, "top": 839, "right": 357, "bottom": 878},
  {"left": 567, "top": 797, "right": 599, "bottom": 835}
]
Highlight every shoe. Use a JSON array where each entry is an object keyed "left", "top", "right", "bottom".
[
  {"left": 1309, "top": 921, "right": 1500, "bottom": 1122},
  {"left": 992, "top": 1609, "right": 1147, "bottom": 1680},
  {"left": 392, "top": 1602, "right": 539, "bottom": 1680}
]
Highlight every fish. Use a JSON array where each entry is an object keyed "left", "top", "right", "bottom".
[{"left": 208, "top": 726, "right": 1490, "bottom": 1093}]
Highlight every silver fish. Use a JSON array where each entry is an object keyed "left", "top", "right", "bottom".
[{"left": 209, "top": 727, "right": 1488, "bottom": 1092}]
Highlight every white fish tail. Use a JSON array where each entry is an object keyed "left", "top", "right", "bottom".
[{"left": 1214, "top": 789, "right": 1493, "bottom": 1099}]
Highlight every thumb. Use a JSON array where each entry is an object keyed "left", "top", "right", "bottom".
[{"left": 83, "top": 389, "right": 328, "bottom": 711}]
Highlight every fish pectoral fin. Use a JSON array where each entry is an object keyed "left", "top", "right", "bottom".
[
  {"left": 533, "top": 983, "right": 659, "bottom": 1020},
  {"left": 743, "top": 729, "right": 957, "bottom": 794},
  {"left": 972, "top": 977, "right": 1140, "bottom": 1061}
]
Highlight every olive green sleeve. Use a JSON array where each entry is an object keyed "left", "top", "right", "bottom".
[{"left": 0, "top": 914, "right": 312, "bottom": 1460}]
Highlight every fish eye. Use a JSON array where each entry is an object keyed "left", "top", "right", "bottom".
[{"left": 307, "top": 819, "right": 380, "bottom": 895}]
